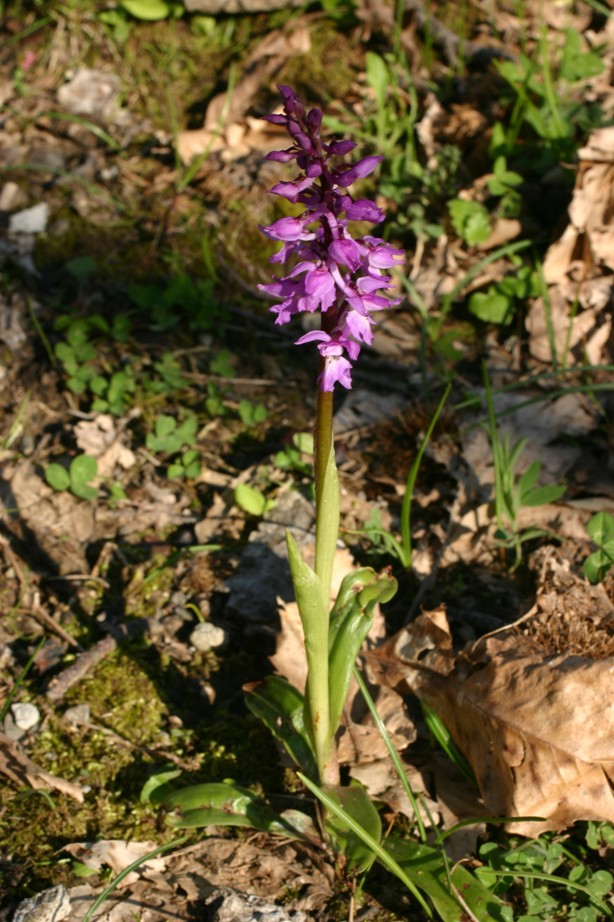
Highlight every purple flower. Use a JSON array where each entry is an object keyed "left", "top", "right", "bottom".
[{"left": 258, "top": 86, "right": 403, "bottom": 391}]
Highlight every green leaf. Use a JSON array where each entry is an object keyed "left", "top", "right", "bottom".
[
  {"left": 70, "top": 454, "right": 98, "bottom": 486},
  {"left": 90, "top": 375, "right": 108, "bottom": 397},
  {"left": 140, "top": 768, "right": 182, "bottom": 804},
  {"left": 517, "top": 460, "right": 541, "bottom": 497},
  {"left": 584, "top": 548, "right": 614, "bottom": 585},
  {"left": 293, "top": 431, "right": 314, "bottom": 455},
  {"left": 67, "top": 376, "right": 87, "bottom": 395},
  {"left": 209, "top": 349, "right": 234, "bottom": 378},
  {"left": 365, "top": 52, "right": 389, "bottom": 106},
  {"left": 156, "top": 415, "right": 177, "bottom": 437},
  {"left": 286, "top": 530, "right": 330, "bottom": 771},
  {"left": 324, "top": 782, "right": 381, "bottom": 873},
  {"left": 66, "top": 255, "right": 96, "bottom": 282},
  {"left": 328, "top": 568, "right": 397, "bottom": 735},
  {"left": 244, "top": 676, "right": 316, "bottom": 779},
  {"left": 468, "top": 290, "right": 514, "bottom": 325},
  {"left": 448, "top": 199, "right": 491, "bottom": 246},
  {"left": 587, "top": 511, "right": 614, "bottom": 546},
  {"left": 521, "top": 484, "right": 565, "bottom": 507},
  {"left": 299, "top": 773, "right": 432, "bottom": 916},
  {"left": 163, "top": 781, "right": 309, "bottom": 839},
  {"left": 183, "top": 460, "right": 201, "bottom": 480},
  {"left": 560, "top": 29, "right": 604, "bottom": 82},
  {"left": 70, "top": 482, "right": 98, "bottom": 501},
  {"left": 45, "top": 463, "right": 71, "bottom": 492},
  {"left": 167, "top": 463, "right": 185, "bottom": 479},
  {"left": 176, "top": 416, "right": 198, "bottom": 443},
  {"left": 120, "top": 0, "right": 171, "bottom": 19},
  {"left": 234, "top": 483, "right": 271, "bottom": 516}
]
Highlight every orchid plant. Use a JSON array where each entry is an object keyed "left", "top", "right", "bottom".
[
  {"left": 256, "top": 84, "right": 402, "bottom": 787},
  {"left": 152, "top": 87, "right": 505, "bottom": 921}
]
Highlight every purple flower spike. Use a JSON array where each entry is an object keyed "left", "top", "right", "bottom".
[{"left": 259, "top": 86, "right": 403, "bottom": 391}]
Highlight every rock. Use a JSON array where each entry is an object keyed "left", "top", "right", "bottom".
[
  {"left": 202, "top": 887, "right": 307, "bottom": 922},
  {"left": 57, "top": 68, "right": 120, "bottom": 120},
  {"left": 11, "top": 702, "right": 40, "bottom": 731},
  {"left": 63, "top": 704, "right": 90, "bottom": 726},
  {"left": 11, "top": 885, "right": 71, "bottom": 922},
  {"left": 8, "top": 202, "right": 49, "bottom": 236}
]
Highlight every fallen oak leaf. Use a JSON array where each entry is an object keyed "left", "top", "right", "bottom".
[{"left": 388, "top": 620, "right": 614, "bottom": 836}]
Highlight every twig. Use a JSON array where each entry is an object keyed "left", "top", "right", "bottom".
[{"left": 46, "top": 634, "right": 118, "bottom": 702}]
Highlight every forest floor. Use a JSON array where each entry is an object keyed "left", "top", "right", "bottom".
[{"left": 1, "top": 1, "right": 613, "bottom": 920}]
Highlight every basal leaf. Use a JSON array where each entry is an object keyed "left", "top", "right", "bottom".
[
  {"left": 244, "top": 676, "right": 316, "bottom": 778},
  {"left": 324, "top": 782, "right": 381, "bottom": 873}
]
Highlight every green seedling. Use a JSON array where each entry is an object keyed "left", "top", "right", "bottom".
[
  {"left": 487, "top": 155, "right": 523, "bottom": 217},
  {"left": 448, "top": 198, "right": 491, "bottom": 246},
  {"left": 209, "top": 349, "right": 235, "bottom": 379},
  {"left": 146, "top": 414, "right": 197, "bottom": 455},
  {"left": 151, "top": 353, "right": 189, "bottom": 395},
  {"left": 238, "top": 400, "right": 267, "bottom": 427},
  {"left": 484, "top": 366, "right": 566, "bottom": 570},
  {"left": 234, "top": 483, "right": 275, "bottom": 517},
  {"left": 274, "top": 432, "right": 314, "bottom": 478},
  {"left": 476, "top": 836, "right": 613, "bottom": 921},
  {"left": 583, "top": 511, "right": 614, "bottom": 584},
  {"left": 54, "top": 314, "right": 134, "bottom": 410},
  {"left": 468, "top": 262, "right": 540, "bottom": 326},
  {"left": 91, "top": 368, "right": 136, "bottom": 416},
  {"left": 167, "top": 449, "right": 200, "bottom": 481},
  {"left": 45, "top": 453, "right": 99, "bottom": 500},
  {"left": 204, "top": 382, "right": 228, "bottom": 417},
  {"left": 54, "top": 320, "right": 97, "bottom": 395}
]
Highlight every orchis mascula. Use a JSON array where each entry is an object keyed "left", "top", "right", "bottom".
[{"left": 259, "top": 85, "right": 403, "bottom": 392}]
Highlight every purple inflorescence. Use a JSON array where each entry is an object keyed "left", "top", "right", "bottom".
[{"left": 258, "top": 85, "right": 403, "bottom": 391}]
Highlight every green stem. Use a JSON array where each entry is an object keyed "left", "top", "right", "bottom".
[
  {"left": 314, "top": 387, "right": 338, "bottom": 606},
  {"left": 311, "top": 382, "right": 340, "bottom": 784}
]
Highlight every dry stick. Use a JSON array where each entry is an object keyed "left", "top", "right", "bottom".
[{"left": 46, "top": 635, "right": 119, "bottom": 703}]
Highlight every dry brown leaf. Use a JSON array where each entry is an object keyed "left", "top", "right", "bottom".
[
  {"left": 383, "top": 612, "right": 614, "bottom": 836},
  {"left": 532, "top": 126, "right": 614, "bottom": 366},
  {"left": 63, "top": 840, "right": 166, "bottom": 885},
  {"left": 177, "top": 24, "right": 311, "bottom": 165}
]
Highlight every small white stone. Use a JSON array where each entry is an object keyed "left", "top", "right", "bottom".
[
  {"left": 11, "top": 702, "right": 40, "bottom": 731},
  {"left": 190, "top": 621, "right": 227, "bottom": 652},
  {"left": 8, "top": 202, "right": 49, "bottom": 236}
]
